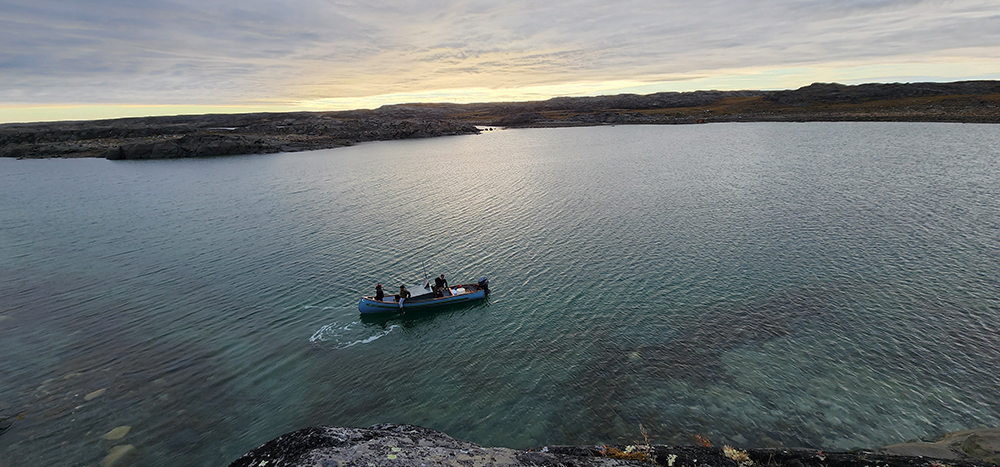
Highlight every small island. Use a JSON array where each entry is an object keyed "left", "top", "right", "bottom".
[{"left": 2, "top": 81, "right": 999, "bottom": 160}]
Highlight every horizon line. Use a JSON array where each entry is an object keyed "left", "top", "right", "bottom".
[{"left": 2, "top": 78, "right": 998, "bottom": 125}]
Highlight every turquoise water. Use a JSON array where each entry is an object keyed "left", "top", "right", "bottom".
[{"left": 1, "top": 123, "right": 999, "bottom": 466}]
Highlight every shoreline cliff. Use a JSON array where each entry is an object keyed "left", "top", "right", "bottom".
[{"left": 3, "top": 80, "right": 1000, "bottom": 160}]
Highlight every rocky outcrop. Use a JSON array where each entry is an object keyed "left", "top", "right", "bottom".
[
  {"left": 229, "top": 424, "right": 1000, "bottom": 467},
  {"left": 104, "top": 134, "right": 272, "bottom": 159},
  {"left": 99, "top": 118, "right": 480, "bottom": 160},
  {"left": 0, "top": 115, "right": 480, "bottom": 159}
]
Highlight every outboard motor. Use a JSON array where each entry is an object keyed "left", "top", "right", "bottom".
[{"left": 478, "top": 276, "right": 490, "bottom": 295}]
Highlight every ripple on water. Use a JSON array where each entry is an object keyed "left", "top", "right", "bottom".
[{"left": 309, "top": 321, "right": 401, "bottom": 350}]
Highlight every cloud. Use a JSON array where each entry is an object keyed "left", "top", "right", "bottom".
[{"left": 1, "top": 0, "right": 999, "bottom": 116}]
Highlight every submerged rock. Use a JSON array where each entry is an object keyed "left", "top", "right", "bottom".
[
  {"left": 101, "top": 444, "right": 136, "bottom": 467},
  {"left": 84, "top": 388, "right": 107, "bottom": 401},
  {"left": 164, "top": 427, "right": 202, "bottom": 450},
  {"left": 881, "top": 428, "right": 1000, "bottom": 464},
  {"left": 103, "top": 425, "right": 131, "bottom": 441},
  {"left": 230, "top": 424, "right": 1000, "bottom": 467}
]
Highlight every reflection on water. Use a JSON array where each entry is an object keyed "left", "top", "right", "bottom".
[{"left": 1, "top": 123, "right": 999, "bottom": 465}]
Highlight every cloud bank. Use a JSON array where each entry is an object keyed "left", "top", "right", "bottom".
[{"left": 1, "top": 0, "right": 999, "bottom": 120}]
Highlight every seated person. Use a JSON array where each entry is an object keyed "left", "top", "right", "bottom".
[
  {"left": 394, "top": 285, "right": 411, "bottom": 302},
  {"left": 434, "top": 274, "right": 448, "bottom": 297}
]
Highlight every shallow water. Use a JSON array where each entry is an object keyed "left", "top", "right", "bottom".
[{"left": 1, "top": 123, "right": 998, "bottom": 465}]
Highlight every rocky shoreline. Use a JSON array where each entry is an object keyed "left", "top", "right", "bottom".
[
  {"left": 0, "top": 112, "right": 481, "bottom": 159},
  {"left": 228, "top": 424, "right": 1000, "bottom": 467},
  {"left": 2, "top": 80, "right": 999, "bottom": 160}
]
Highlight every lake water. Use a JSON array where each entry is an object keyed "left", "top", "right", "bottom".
[{"left": 1, "top": 123, "right": 999, "bottom": 466}]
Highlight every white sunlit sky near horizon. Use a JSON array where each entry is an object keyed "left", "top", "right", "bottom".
[{"left": 1, "top": 0, "right": 999, "bottom": 123}]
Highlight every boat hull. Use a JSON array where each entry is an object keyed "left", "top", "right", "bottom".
[{"left": 358, "top": 283, "right": 487, "bottom": 314}]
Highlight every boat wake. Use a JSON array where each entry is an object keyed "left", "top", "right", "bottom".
[{"left": 309, "top": 321, "right": 399, "bottom": 349}]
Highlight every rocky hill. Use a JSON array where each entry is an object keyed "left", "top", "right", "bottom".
[{"left": 2, "top": 81, "right": 998, "bottom": 159}]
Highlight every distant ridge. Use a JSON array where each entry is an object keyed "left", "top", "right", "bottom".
[
  {"left": 764, "top": 81, "right": 1000, "bottom": 105},
  {"left": 3, "top": 81, "right": 999, "bottom": 159}
]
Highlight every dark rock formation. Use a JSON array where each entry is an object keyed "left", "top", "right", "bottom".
[
  {"left": 229, "top": 424, "right": 1000, "bottom": 467},
  {"left": 104, "top": 134, "right": 268, "bottom": 160},
  {"left": 0, "top": 113, "right": 480, "bottom": 159}
]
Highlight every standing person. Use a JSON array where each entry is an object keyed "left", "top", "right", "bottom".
[
  {"left": 374, "top": 283, "right": 384, "bottom": 301},
  {"left": 434, "top": 274, "right": 449, "bottom": 297}
]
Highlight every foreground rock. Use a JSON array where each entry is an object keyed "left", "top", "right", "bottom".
[{"left": 230, "top": 424, "right": 1000, "bottom": 467}]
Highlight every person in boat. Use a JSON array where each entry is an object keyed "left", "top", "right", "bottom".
[
  {"left": 395, "top": 285, "right": 410, "bottom": 302},
  {"left": 433, "top": 274, "right": 448, "bottom": 297},
  {"left": 374, "top": 283, "right": 384, "bottom": 301}
]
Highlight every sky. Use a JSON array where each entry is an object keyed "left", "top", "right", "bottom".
[{"left": 1, "top": 0, "right": 999, "bottom": 123}]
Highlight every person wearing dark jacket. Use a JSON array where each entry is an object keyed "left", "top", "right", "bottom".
[{"left": 433, "top": 274, "right": 448, "bottom": 297}]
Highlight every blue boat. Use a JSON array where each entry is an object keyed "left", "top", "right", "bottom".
[{"left": 358, "top": 277, "right": 489, "bottom": 314}]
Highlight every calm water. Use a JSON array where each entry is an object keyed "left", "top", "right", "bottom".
[{"left": 1, "top": 123, "right": 999, "bottom": 466}]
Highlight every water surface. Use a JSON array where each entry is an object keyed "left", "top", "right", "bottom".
[{"left": 1, "top": 123, "right": 998, "bottom": 465}]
